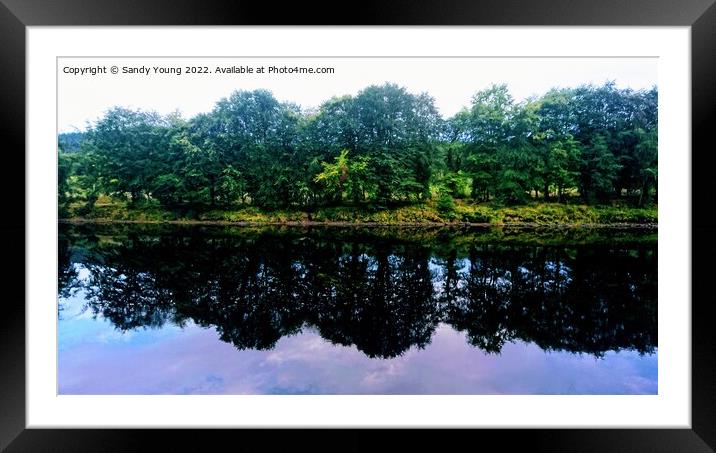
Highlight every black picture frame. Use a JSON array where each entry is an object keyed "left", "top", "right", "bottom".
[{"left": 2, "top": 0, "right": 714, "bottom": 451}]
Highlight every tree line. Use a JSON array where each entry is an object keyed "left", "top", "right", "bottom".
[{"left": 58, "top": 81, "right": 658, "bottom": 212}]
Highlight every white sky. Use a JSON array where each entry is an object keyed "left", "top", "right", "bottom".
[{"left": 58, "top": 57, "right": 657, "bottom": 133}]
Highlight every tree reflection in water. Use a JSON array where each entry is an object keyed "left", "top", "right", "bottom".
[{"left": 59, "top": 224, "right": 656, "bottom": 359}]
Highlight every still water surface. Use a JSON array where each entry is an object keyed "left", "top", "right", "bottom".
[{"left": 58, "top": 224, "right": 657, "bottom": 394}]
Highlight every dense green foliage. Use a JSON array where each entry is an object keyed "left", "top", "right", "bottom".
[{"left": 59, "top": 81, "right": 658, "bottom": 218}]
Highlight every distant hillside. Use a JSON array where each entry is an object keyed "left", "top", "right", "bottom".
[{"left": 58, "top": 132, "right": 86, "bottom": 153}]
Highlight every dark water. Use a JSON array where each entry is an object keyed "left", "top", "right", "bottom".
[{"left": 58, "top": 224, "right": 657, "bottom": 394}]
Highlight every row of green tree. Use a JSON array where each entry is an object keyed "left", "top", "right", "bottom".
[{"left": 59, "top": 81, "right": 657, "bottom": 211}]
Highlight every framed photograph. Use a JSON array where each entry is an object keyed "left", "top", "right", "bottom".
[{"left": 4, "top": 0, "right": 715, "bottom": 450}]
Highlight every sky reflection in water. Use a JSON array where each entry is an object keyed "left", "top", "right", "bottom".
[{"left": 58, "top": 224, "right": 657, "bottom": 395}]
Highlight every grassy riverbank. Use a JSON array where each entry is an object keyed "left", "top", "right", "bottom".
[{"left": 62, "top": 196, "right": 657, "bottom": 226}]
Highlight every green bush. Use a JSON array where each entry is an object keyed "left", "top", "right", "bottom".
[{"left": 436, "top": 193, "right": 456, "bottom": 219}]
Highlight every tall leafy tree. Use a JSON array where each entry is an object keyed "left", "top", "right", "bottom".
[{"left": 86, "top": 107, "right": 172, "bottom": 204}]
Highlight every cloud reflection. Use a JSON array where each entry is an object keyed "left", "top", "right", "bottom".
[{"left": 59, "top": 320, "right": 656, "bottom": 395}]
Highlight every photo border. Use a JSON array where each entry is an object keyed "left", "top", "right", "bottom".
[{"left": 3, "top": 0, "right": 715, "bottom": 450}]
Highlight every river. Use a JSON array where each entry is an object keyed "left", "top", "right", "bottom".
[{"left": 58, "top": 223, "right": 657, "bottom": 394}]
